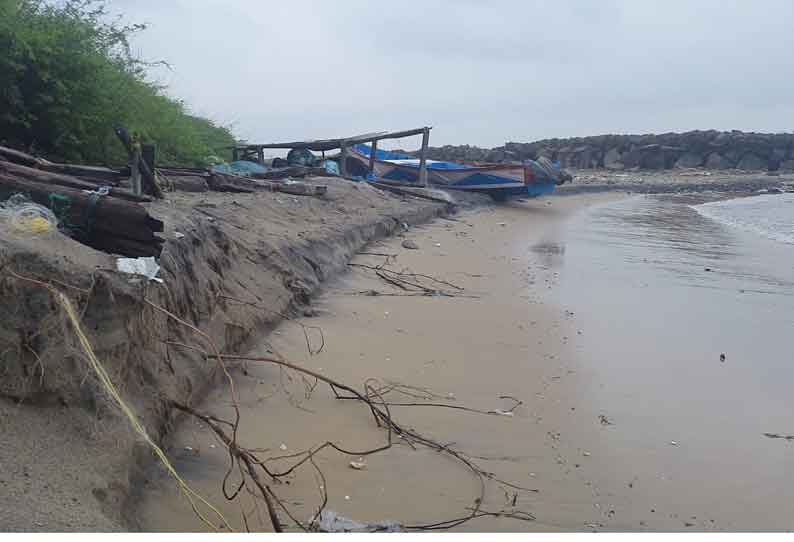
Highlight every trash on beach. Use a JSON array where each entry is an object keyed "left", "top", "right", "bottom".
[
  {"left": 401, "top": 239, "right": 419, "bottom": 249},
  {"left": 599, "top": 414, "right": 614, "bottom": 425},
  {"left": 349, "top": 461, "right": 367, "bottom": 470},
  {"left": 116, "top": 256, "right": 163, "bottom": 283},
  {"left": 719, "top": 353, "right": 726, "bottom": 362},
  {"left": 279, "top": 443, "right": 288, "bottom": 451},
  {"left": 174, "top": 231, "right": 185, "bottom": 239},
  {"left": 0, "top": 194, "right": 58, "bottom": 236},
  {"left": 434, "top": 243, "right": 441, "bottom": 247},
  {"left": 316, "top": 509, "right": 402, "bottom": 533},
  {"left": 489, "top": 409, "right": 514, "bottom": 417},
  {"left": 670, "top": 441, "right": 678, "bottom": 446},
  {"left": 582, "top": 451, "right": 591, "bottom": 457}
]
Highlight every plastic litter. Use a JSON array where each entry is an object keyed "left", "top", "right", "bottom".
[
  {"left": 116, "top": 257, "right": 163, "bottom": 283},
  {"left": 323, "top": 159, "right": 340, "bottom": 176},
  {"left": 349, "top": 460, "right": 366, "bottom": 470},
  {"left": 316, "top": 510, "right": 402, "bottom": 533},
  {"left": 0, "top": 194, "right": 58, "bottom": 237}
]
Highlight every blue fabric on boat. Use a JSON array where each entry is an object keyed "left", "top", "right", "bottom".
[
  {"left": 354, "top": 144, "right": 414, "bottom": 161},
  {"left": 354, "top": 144, "right": 473, "bottom": 170},
  {"left": 212, "top": 160, "right": 269, "bottom": 174},
  {"left": 322, "top": 160, "right": 340, "bottom": 176},
  {"left": 287, "top": 148, "right": 318, "bottom": 166}
]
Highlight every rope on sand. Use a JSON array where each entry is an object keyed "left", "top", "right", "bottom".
[{"left": 7, "top": 269, "right": 232, "bottom": 532}]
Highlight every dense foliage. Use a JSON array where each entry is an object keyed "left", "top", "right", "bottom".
[{"left": 0, "top": 0, "right": 235, "bottom": 166}]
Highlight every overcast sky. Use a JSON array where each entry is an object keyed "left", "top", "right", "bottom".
[{"left": 114, "top": 0, "right": 794, "bottom": 149}]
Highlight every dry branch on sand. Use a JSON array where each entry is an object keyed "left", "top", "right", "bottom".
[{"left": 4, "top": 268, "right": 535, "bottom": 533}]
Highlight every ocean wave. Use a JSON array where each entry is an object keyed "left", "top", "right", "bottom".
[{"left": 691, "top": 193, "right": 794, "bottom": 245}]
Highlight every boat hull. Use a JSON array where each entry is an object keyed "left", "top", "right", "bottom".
[{"left": 350, "top": 145, "right": 556, "bottom": 199}]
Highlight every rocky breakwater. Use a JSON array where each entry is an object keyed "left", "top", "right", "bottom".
[{"left": 422, "top": 131, "right": 794, "bottom": 172}]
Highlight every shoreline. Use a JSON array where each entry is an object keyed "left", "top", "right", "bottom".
[
  {"left": 2, "top": 171, "right": 788, "bottom": 532},
  {"left": 0, "top": 178, "right": 459, "bottom": 531},
  {"left": 134, "top": 192, "right": 624, "bottom": 532},
  {"left": 136, "top": 188, "right": 794, "bottom": 532}
]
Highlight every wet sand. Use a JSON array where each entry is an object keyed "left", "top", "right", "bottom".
[{"left": 136, "top": 191, "right": 794, "bottom": 532}]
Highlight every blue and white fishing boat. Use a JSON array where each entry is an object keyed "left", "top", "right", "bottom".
[{"left": 349, "top": 144, "right": 568, "bottom": 200}]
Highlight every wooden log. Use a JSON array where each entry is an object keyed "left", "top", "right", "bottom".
[
  {"left": 0, "top": 145, "right": 125, "bottom": 182},
  {"left": 207, "top": 172, "right": 260, "bottom": 193},
  {"left": 0, "top": 146, "right": 43, "bottom": 167},
  {"left": 164, "top": 175, "right": 209, "bottom": 193},
  {"left": 157, "top": 167, "right": 209, "bottom": 177},
  {"left": 0, "top": 173, "right": 163, "bottom": 238},
  {"left": 252, "top": 166, "right": 327, "bottom": 180},
  {"left": 87, "top": 234, "right": 164, "bottom": 258},
  {"left": 0, "top": 160, "right": 152, "bottom": 203}
]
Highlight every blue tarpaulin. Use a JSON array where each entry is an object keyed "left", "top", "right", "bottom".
[{"left": 212, "top": 160, "right": 269, "bottom": 175}]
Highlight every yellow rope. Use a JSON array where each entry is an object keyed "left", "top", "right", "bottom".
[{"left": 48, "top": 285, "right": 232, "bottom": 531}]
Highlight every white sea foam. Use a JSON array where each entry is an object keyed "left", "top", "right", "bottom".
[{"left": 692, "top": 193, "right": 794, "bottom": 245}]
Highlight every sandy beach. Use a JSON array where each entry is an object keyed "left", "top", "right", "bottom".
[{"left": 134, "top": 188, "right": 794, "bottom": 532}]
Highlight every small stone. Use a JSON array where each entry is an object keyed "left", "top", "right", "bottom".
[
  {"left": 344, "top": 495, "right": 351, "bottom": 501},
  {"left": 401, "top": 239, "right": 419, "bottom": 250},
  {"left": 670, "top": 441, "right": 678, "bottom": 446},
  {"left": 279, "top": 443, "right": 288, "bottom": 451}
]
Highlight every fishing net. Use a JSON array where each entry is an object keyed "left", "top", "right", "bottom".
[{"left": 0, "top": 194, "right": 59, "bottom": 236}]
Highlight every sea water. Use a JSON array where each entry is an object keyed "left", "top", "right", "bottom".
[
  {"left": 693, "top": 192, "right": 794, "bottom": 246},
  {"left": 550, "top": 193, "right": 794, "bottom": 530}
]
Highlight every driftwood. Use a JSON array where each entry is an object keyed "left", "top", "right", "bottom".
[
  {"left": 207, "top": 172, "right": 259, "bottom": 193},
  {"left": 157, "top": 167, "right": 209, "bottom": 177},
  {"left": 208, "top": 171, "right": 328, "bottom": 197},
  {"left": 0, "top": 160, "right": 151, "bottom": 203},
  {"left": 163, "top": 175, "right": 209, "bottom": 193},
  {"left": 0, "top": 145, "right": 126, "bottom": 184},
  {"left": 0, "top": 172, "right": 164, "bottom": 257},
  {"left": 252, "top": 166, "right": 327, "bottom": 180}
]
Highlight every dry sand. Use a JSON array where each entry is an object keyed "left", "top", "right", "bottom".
[{"left": 136, "top": 192, "right": 636, "bottom": 532}]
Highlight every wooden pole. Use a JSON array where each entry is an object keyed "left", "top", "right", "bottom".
[
  {"left": 368, "top": 140, "right": 378, "bottom": 175},
  {"left": 340, "top": 141, "right": 349, "bottom": 177},
  {"left": 232, "top": 147, "right": 240, "bottom": 161},
  {"left": 142, "top": 143, "right": 156, "bottom": 178},
  {"left": 257, "top": 148, "right": 265, "bottom": 165},
  {"left": 418, "top": 127, "right": 430, "bottom": 187},
  {"left": 131, "top": 148, "right": 142, "bottom": 196}
]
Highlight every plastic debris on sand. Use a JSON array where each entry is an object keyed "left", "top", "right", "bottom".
[
  {"left": 116, "top": 256, "right": 163, "bottom": 283},
  {"left": 316, "top": 510, "right": 402, "bottom": 533}
]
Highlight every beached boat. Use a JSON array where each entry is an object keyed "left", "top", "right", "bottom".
[{"left": 349, "top": 144, "right": 568, "bottom": 200}]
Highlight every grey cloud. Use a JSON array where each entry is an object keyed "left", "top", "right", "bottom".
[{"left": 112, "top": 0, "right": 794, "bottom": 148}]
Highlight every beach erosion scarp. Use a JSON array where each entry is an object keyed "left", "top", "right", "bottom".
[
  {"left": 0, "top": 177, "right": 468, "bottom": 531},
  {"left": 1, "top": 168, "right": 791, "bottom": 532}
]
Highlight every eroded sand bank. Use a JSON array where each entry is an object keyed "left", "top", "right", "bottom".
[{"left": 136, "top": 193, "right": 630, "bottom": 532}]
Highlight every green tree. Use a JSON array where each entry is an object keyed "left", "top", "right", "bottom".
[{"left": 0, "top": 0, "right": 235, "bottom": 166}]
